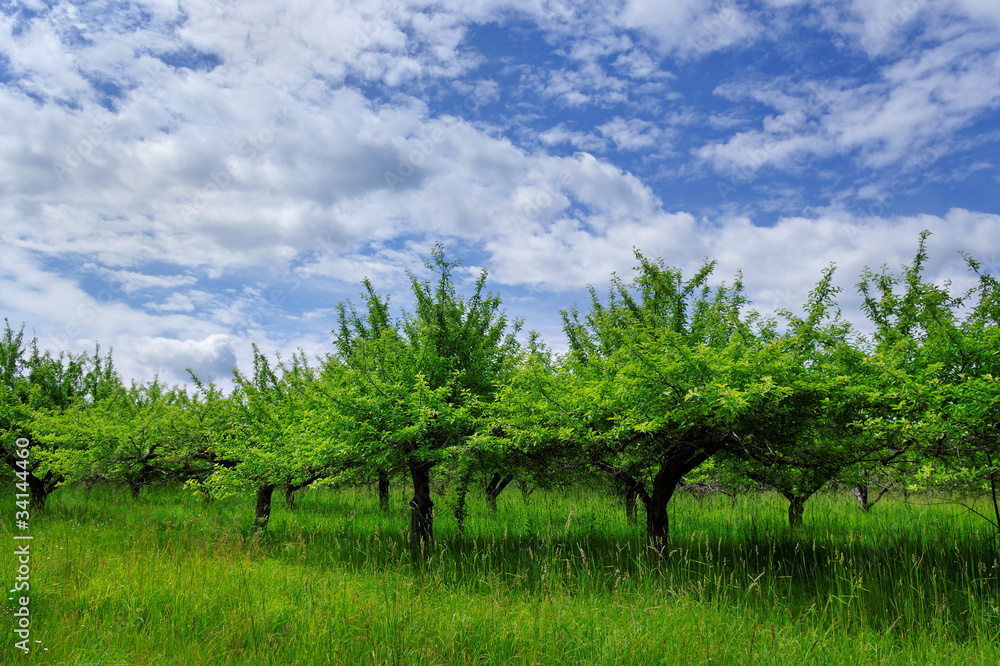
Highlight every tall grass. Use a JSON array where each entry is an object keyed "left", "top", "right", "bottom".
[{"left": 2, "top": 483, "right": 998, "bottom": 664}]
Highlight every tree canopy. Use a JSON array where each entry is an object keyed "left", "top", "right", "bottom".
[{"left": 3, "top": 237, "right": 997, "bottom": 545}]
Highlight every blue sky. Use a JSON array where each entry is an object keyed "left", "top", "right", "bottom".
[{"left": 1, "top": 0, "right": 998, "bottom": 388}]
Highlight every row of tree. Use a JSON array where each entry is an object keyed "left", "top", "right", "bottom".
[{"left": 2, "top": 236, "right": 998, "bottom": 551}]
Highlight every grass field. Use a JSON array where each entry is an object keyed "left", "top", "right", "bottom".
[{"left": 1, "top": 482, "right": 998, "bottom": 664}]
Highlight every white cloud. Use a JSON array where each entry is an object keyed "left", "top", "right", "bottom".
[
  {"left": 89, "top": 268, "right": 198, "bottom": 294},
  {"left": 611, "top": 49, "right": 673, "bottom": 80},
  {"left": 539, "top": 125, "right": 607, "bottom": 151},
  {"left": 617, "top": 0, "right": 760, "bottom": 57},
  {"left": 598, "top": 117, "right": 669, "bottom": 151},
  {"left": 115, "top": 334, "right": 238, "bottom": 386},
  {"left": 762, "top": 0, "right": 1000, "bottom": 56},
  {"left": 485, "top": 211, "right": 702, "bottom": 289},
  {"left": 698, "top": 34, "right": 1000, "bottom": 178},
  {"left": 951, "top": 0, "right": 1000, "bottom": 26},
  {"left": 702, "top": 208, "right": 1000, "bottom": 326},
  {"left": 144, "top": 293, "right": 196, "bottom": 313},
  {"left": 1, "top": 0, "right": 996, "bottom": 391}
]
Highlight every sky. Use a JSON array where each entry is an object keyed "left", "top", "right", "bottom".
[{"left": 1, "top": 0, "right": 998, "bottom": 389}]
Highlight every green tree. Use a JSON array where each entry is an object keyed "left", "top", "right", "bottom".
[
  {"left": 859, "top": 232, "right": 1000, "bottom": 541},
  {"left": 334, "top": 247, "right": 521, "bottom": 552},
  {"left": 31, "top": 378, "right": 223, "bottom": 500},
  {"left": 720, "top": 267, "right": 905, "bottom": 529},
  {"left": 558, "top": 252, "right": 787, "bottom": 546},
  {"left": 1, "top": 321, "right": 119, "bottom": 508},
  {"left": 205, "top": 346, "right": 338, "bottom": 531}
]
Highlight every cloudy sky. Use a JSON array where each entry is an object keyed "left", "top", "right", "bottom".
[{"left": 2, "top": 0, "right": 998, "bottom": 388}]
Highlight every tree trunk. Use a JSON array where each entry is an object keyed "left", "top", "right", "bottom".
[
  {"left": 642, "top": 444, "right": 717, "bottom": 550},
  {"left": 624, "top": 486, "right": 638, "bottom": 524},
  {"left": 284, "top": 475, "right": 321, "bottom": 510},
  {"left": 378, "top": 469, "right": 390, "bottom": 511},
  {"left": 26, "top": 472, "right": 55, "bottom": 511},
  {"left": 645, "top": 464, "right": 681, "bottom": 549},
  {"left": 852, "top": 482, "right": 893, "bottom": 512},
  {"left": 254, "top": 484, "right": 276, "bottom": 532},
  {"left": 517, "top": 479, "right": 534, "bottom": 505},
  {"left": 986, "top": 452, "right": 1000, "bottom": 550},
  {"left": 851, "top": 483, "right": 869, "bottom": 512},
  {"left": 596, "top": 457, "right": 704, "bottom": 540},
  {"left": 484, "top": 473, "right": 514, "bottom": 513},
  {"left": 408, "top": 460, "right": 434, "bottom": 554},
  {"left": 786, "top": 494, "right": 806, "bottom": 530}
]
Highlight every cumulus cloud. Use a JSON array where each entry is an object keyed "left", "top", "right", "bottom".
[
  {"left": 115, "top": 334, "right": 239, "bottom": 386},
  {"left": 539, "top": 125, "right": 607, "bottom": 151},
  {"left": 88, "top": 267, "right": 198, "bottom": 294},
  {"left": 702, "top": 208, "right": 1000, "bottom": 327},
  {"left": 1, "top": 0, "right": 996, "bottom": 388}
]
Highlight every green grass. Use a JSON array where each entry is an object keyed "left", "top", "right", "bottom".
[{"left": 2, "top": 483, "right": 998, "bottom": 664}]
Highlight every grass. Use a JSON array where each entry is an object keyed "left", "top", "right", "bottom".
[{"left": 1, "top": 482, "right": 998, "bottom": 664}]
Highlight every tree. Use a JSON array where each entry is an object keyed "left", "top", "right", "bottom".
[
  {"left": 205, "top": 346, "right": 337, "bottom": 531},
  {"left": 720, "top": 266, "right": 903, "bottom": 529},
  {"left": 556, "top": 252, "right": 787, "bottom": 547},
  {"left": 31, "top": 378, "right": 224, "bottom": 500},
  {"left": 469, "top": 333, "right": 602, "bottom": 533},
  {"left": 859, "top": 232, "right": 1000, "bottom": 542},
  {"left": 1, "top": 321, "right": 120, "bottom": 509},
  {"left": 334, "top": 246, "right": 521, "bottom": 552}
]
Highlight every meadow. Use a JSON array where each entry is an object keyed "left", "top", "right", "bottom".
[{"left": 1, "top": 482, "right": 998, "bottom": 665}]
